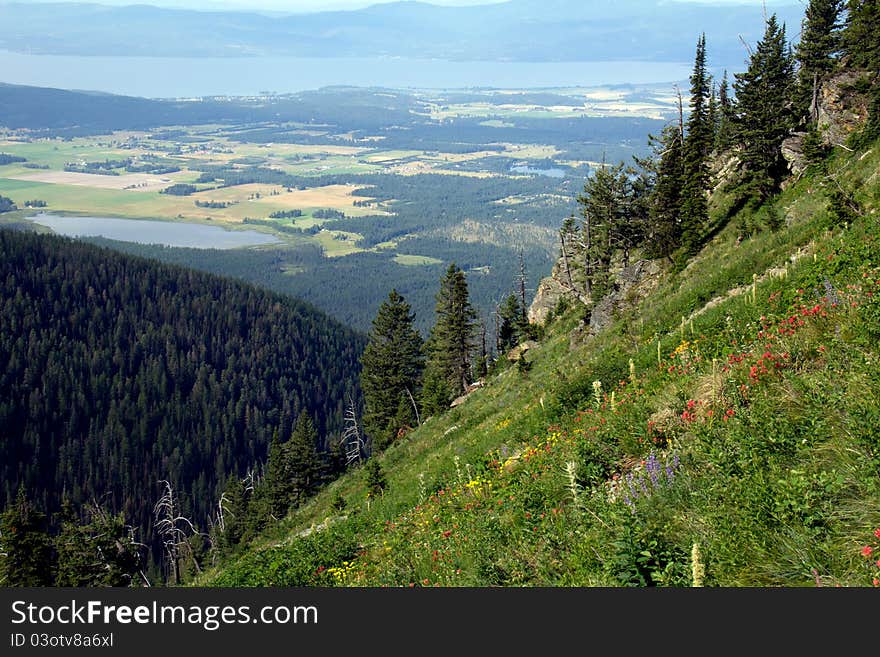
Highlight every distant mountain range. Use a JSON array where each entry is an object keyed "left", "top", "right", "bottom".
[{"left": 0, "top": 1, "right": 804, "bottom": 66}]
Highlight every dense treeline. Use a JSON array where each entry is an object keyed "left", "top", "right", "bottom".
[
  {"left": 79, "top": 236, "right": 550, "bottom": 336},
  {"left": 563, "top": 1, "right": 879, "bottom": 302},
  {"left": 0, "top": 230, "right": 365, "bottom": 574}
]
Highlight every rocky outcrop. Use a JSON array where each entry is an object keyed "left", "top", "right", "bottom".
[
  {"left": 816, "top": 71, "right": 871, "bottom": 147},
  {"left": 572, "top": 258, "right": 663, "bottom": 346},
  {"left": 528, "top": 263, "right": 568, "bottom": 325},
  {"left": 710, "top": 149, "right": 742, "bottom": 194},
  {"left": 781, "top": 131, "right": 809, "bottom": 178},
  {"left": 528, "top": 245, "right": 663, "bottom": 346},
  {"left": 528, "top": 254, "right": 589, "bottom": 325},
  {"left": 782, "top": 72, "right": 870, "bottom": 179}
]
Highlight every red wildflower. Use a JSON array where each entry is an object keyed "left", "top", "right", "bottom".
[{"left": 861, "top": 545, "right": 874, "bottom": 558}]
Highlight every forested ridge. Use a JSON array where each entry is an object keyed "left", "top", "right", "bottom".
[{"left": 0, "top": 230, "right": 364, "bottom": 578}]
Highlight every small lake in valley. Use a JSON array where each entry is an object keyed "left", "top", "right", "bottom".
[{"left": 28, "top": 213, "right": 280, "bottom": 249}]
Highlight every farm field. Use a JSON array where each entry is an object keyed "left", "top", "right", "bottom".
[{"left": 0, "top": 83, "right": 668, "bottom": 331}]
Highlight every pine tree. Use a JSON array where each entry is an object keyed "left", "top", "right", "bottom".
[
  {"left": 286, "top": 413, "right": 321, "bottom": 508},
  {"left": 681, "top": 34, "right": 712, "bottom": 255},
  {"left": 646, "top": 123, "right": 685, "bottom": 261},
  {"left": 733, "top": 14, "right": 797, "bottom": 202},
  {"left": 259, "top": 430, "right": 292, "bottom": 520},
  {"left": 842, "top": 1, "right": 880, "bottom": 147},
  {"left": 423, "top": 263, "right": 477, "bottom": 409},
  {"left": 497, "top": 293, "right": 527, "bottom": 353},
  {"left": 716, "top": 70, "right": 736, "bottom": 151},
  {"left": 0, "top": 488, "right": 54, "bottom": 586},
  {"left": 54, "top": 501, "right": 144, "bottom": 587},
  {"left": 360, "top": 289, "right": 424, "bottom": 450},
  {"left": 214, "top": 474, "right": 253, "bottom": 553},
  {"left": 795, "top": 0, "right": 844, "bottom": 122},
  {"left": 577, "top": 162, "right": 626, "bottom": 299},
  {"left": 707, "top": 79, "right": 719, "bottom": 146},
  {"left": 842, "top": 0, "right": 880, "bottom": 70},
  {"left": 364, "top": 459, "right": 387, "bottom": 498}
]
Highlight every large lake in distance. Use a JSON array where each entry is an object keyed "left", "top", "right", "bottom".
[
  {"left": 28, "top": 214, "right": 280, "bottom": 249},
  {"left": 0, "top": 51, "right": 692, "bottom": 97}
]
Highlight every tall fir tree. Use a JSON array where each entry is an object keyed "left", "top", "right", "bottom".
[
  {"left": 842, "top": 1, "right": 880, "bottom": 147},
  {"left": 0, "top": 488, "right": 54, "bottom": 586},
  {"left": 360, "top": 290, "right": 424, "bottom": 450},
  {"left": 213, "top": 474, "right": 253, "bottom": 555},
  {"left": 285, "top": 413, "right": 321, "bottom": 508},
  {"left": 733, "top": 14, "right": 797, "bottom": 202},
  {"left": 260, "top": 430, "right": 291, "bottom": 520},
  {"left": 423, "top": 263, "right": 477, "bottom": 414},
  {"left": 707, "top": 79, "right": 719, "bottom": 146},
  {"left": 842, "top": 0, "right": 880, "bottom": 70},
  {"left": 681, "top": 33, "right": 712, "bottom": 255},
  {"left": 795, "top": 0, "right": 844, "bottom": 122},
  {"left": 646, "top": 123, "right": 685, "bottom": 261},
  {"left": 497, "top": 293, "right": 528, "bottom": 353},
  {"left": 716, "top": 70, "right": 736, "bottom": 151},
  {"left": 577, "top": 162, "right": 629, "bottom": 299}
]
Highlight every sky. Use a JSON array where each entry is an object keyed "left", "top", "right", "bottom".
[{"left": 25, "top": 0, "right": 792, "bottom": 12}]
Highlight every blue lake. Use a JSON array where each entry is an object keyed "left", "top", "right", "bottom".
[
  {"left": 28, "top": 213, "right": 279, "bottom": 249},
  {"left": 0, "top": 51, "right": 691, "bottom": 97}
]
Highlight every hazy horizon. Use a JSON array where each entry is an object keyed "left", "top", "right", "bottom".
[{"left": 11, "top": 0, "right": 798, "bottom": 13}]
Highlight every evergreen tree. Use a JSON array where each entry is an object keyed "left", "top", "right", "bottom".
[
  {"left": 364, "top": 459, "right": 387, "bottom": 498},
  {"left": 716, "top": 70, "right": 736, "bottom": 151},
  {"left": 54, "top": 502, "right": 144, "bottom": 587},
  {"left": 707, "top": 79, "right": 719, "bottom": 146},
  {"left": 0, "top": 488, "right": 53, "bottom": 586},
  {"left": 733, "top": 14, "right": 797, "bottom": 202},
  {"left": 577, "top": 162, "right": 625, "bottom": 299},
  {"left": 213, "top": 474, "right": 253, "bottom": 554},
  {"left": 259, "top": 430, "right": 293, "bottom": 520},
  {"left": 842, "top": 1, "right": 880, "bottom": 147},
  {"left": 646, "top": 123, "right": 685, "bottom": 261},
  {"left": 795, "top": 0, "right": 844, "bottom": 121},
  {"left": 286, "top": 413, "right": 321, "bottom": 508},
  {"left": 423, "top": 263, "right": 477, "bottom": 408},
  {"left": 497, "top": 293, "right": 527, "bottom": 353},
  {"left": 842, "top": 0, "right": 880, "bottom": 70},
  {"left": 360, "top": 290, "right": 424, "bottom": 450},
  {"left": 681, "top": 34, "right": 712, "bottom": 255}
]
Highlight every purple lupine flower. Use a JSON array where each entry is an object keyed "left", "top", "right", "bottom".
[
  {"left": 626, "top": 472, "right": 637, "bottom": 498},
  {"left": 646, "top": 451, "right": 660, "bottom": 488}
]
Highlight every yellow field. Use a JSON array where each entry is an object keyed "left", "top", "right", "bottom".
[{"left": 191, "top": 183, "right": 385, "bottom": 220}]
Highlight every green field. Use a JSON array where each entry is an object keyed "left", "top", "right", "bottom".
[{"left": 392, "top": 253, "right": 443, "bottom": 266}]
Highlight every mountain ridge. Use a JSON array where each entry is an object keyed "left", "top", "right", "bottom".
[{"left": 0, "top": 1, "right": 804, "bottom": 65}]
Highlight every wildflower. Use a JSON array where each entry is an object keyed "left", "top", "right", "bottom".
[
  {"left": 862, "top": 545, "right": 874, "bottom": 558},
  {"left": 874, "top": 528, "right": 880, "bottom": 539}
]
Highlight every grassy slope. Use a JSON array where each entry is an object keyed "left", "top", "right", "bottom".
[{"left": 200, "top": 141, "right": 880, "bottom": 587}]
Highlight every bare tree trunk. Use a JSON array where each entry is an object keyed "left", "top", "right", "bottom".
[{"left": 810, "top": 72, "right": 820, "bottom": 124}]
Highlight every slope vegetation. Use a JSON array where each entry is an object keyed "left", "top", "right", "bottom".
[{"left": 203, "top": 138, "right": 880, "bottom": 587}]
